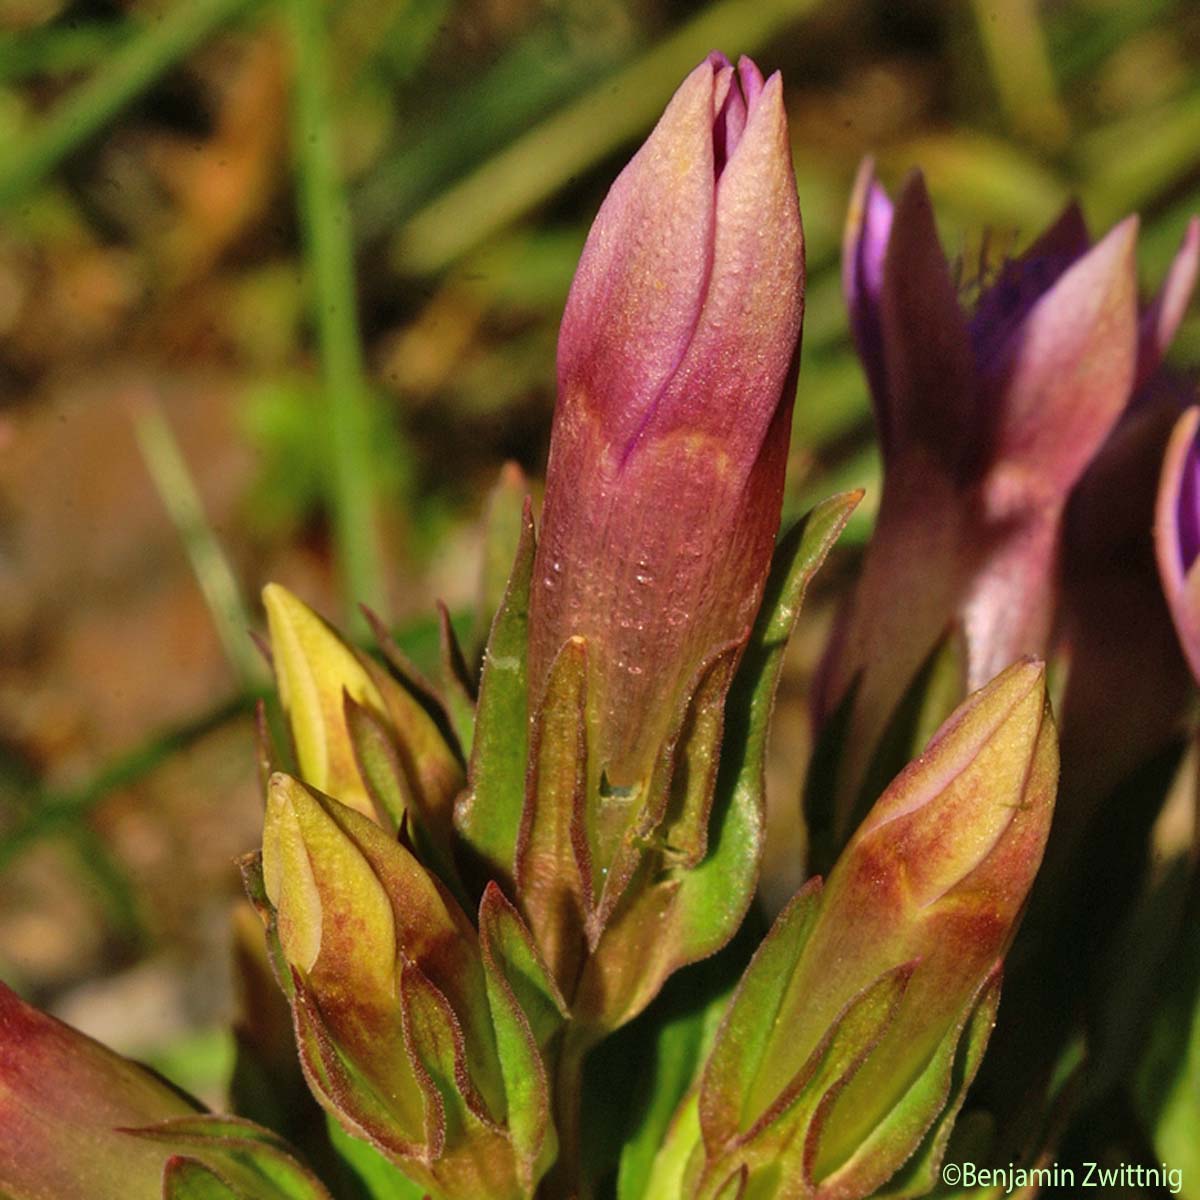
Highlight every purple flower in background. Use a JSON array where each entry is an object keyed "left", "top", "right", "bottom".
[{"left": 528, "top": 51, "right": 804, "bottom": 790}]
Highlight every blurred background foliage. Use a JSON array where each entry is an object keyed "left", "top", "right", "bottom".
[{"left": 1, "top": 0, "right": 1199, "bottom": 1115}]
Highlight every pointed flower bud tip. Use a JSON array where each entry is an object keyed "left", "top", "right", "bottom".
[
  {"left": 262, "top": 583, "right": 384, "bottom": 818},
  {"left": 530, "top": 51, "right": 804, "bottom": 787}
]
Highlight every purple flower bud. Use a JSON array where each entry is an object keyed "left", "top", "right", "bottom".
[{"left": 529, "top": 52, "right": 804, "bottom": 788}]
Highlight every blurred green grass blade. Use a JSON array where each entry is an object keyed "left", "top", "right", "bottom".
[
  {"left": 355, "top": 19, "right": 631, "bottom": 239},
  {"left": 393, "top": 0, "right": 829, "bottom": 274},
  {"left": 0, "top": 0, "right": 261, "bottom": 211},
  {"left": 1049, "top": 0, "right": 1178, "bottom": 86},
  {"left": 1078, "top": 84, "right": 1200, "bottom": 223},
  {"left": 878, "top": 131, "right": 1068, "bottom": 230},
  {"left": 288, "top": 0, "right": 385, "bottom": 626},
  {"left": 146, "top": 1028, "right": 237, "bottom": 1105},
  {"left": 0, "top": 750, "right": 144, "bottom": 942},
  {"left": 969, "top": 0, "right": 1068, "bottom": 150},
  {"left": 0, "top": 21, "right": 132, "bottom": 83},
  {"left": 134, "top": 402, "right": 264, "bottom": 690},
  {"left": 0, "top": 694, "right": 255, "bottom": 874},
  {"left": 63, "top": 824, "right": 147, "bottom": 947}
]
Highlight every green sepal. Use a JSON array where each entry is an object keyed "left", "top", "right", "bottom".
[
  {"left": 134, "top": 1117, "right": 333, "bottom": 1200},
  {"left": 572, "top": 492, "right": 861, "bottom": 1032},
  {"left": 657, "top": 647, "right": 741, "bottom": 868},
  {"left": 344, "top": 694, "right": 464, "bottom": 899},
  {"left": 478, "top": 883, "right": 563, "bottom": 1192},
  {"left": 456, "top": 497, "right": 536, "bottom": 891},
  {"left": 263, "top": 585, "right": 465, "bottom": 840},
  {"left": 343, "top": 691, "right": 413, "bottom": 831},
  {"left": 399, "top": 965, "right": 525, "bottom": 1200},
  {"left": 698, "top": 879, "right": 824, "bottom": 1151},
  {"left": 712, "top": 1166, "right": 747, "bottom": 1200},
  {"left": 289, "top": 970, "right": 430, "bottom": 1163},
  {"left": 399, "top": 964, "right": 499, "bottom": 1140},
  {"left": 692, "top": 965, "right": 912, "bottom": 1199},
  {"left": 478, "top": 882, "right": 568, "bottom": 1050},
  {"left": 515, "top": 635, "right": 594, "bottom": 996},
  {"left": 866, "top": 966, "right": 1003, "bottom": 1199},
  {"left": 162, "top": 1158, "right": 242, "bottom": 1200},
  {"left": 288, "top": 781, "right": 503, "bottom": 1119},
  {"left": 324, "top": 1115, "right": 427, "bottom": 1200},
  {"left": 669, "top": 491, "right": 862, "bottom": 960}
]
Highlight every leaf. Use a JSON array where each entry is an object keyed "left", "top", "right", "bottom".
[
  {"left": 640, "top": 1091, "right": 703, "bottom": 1200},
  {"left": 616, "top": 952, "right": 738, "bottom": 1200},
  {"left": 325, "top": 1117, "right": 428, "bottom": 1200},
  {"left": 456, "top": 498, "right": 536, "bottom": 890},
  {"left": 1133, "top": 887, "right": 1200, "bottom": 1180}
]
